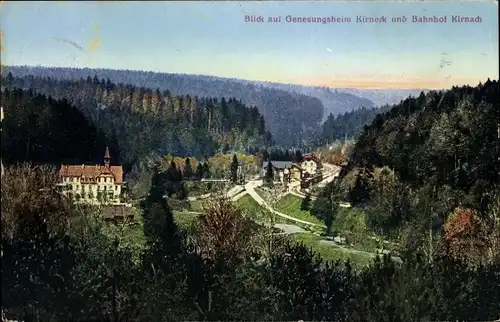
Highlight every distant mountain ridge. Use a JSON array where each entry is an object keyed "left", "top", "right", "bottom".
[
  {"left": 243, "top": 80, "right": 428, "bottom": 120},
  {"left": 3, "top": 65, "right": 428, "bottom": 145},
  {"left": 4, "top": 66, "right": 325, "bottom": 148},
  {"left": 336, "top": 88, "right": 429, "bottom": 107},
  {"left": 244, "top": 81, "right": 375, "bottom": 121}
]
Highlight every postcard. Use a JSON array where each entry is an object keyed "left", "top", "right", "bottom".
[{"left": 0, "top": 1, "right": 499, "bottom": 322}]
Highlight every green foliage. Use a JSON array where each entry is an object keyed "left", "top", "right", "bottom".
[
  {"left": 265, "top": 160, "right": 273, "bottom": 184},
  {"left": 300, "top": 193, "right": 312, "bottom": 211},
  {"left": 183, "top": 157, "right": 193, "bottom": 179},
  {"left": 3, "top": 78, "right": 500, "bottom": 322},
  {"left": 2, "top": 74, "right": 272, "bottom": 170},
  {"left": 5, "top": 65, "right": 324, "bottom": 148},
  {"left": 315, "top": 105, "right": 392, "bottom": 147},
  {"left": 346, "top": 80, "right": 499, "bottom": 208},
  {"left": 275, "top": 194, "right": 325, "bottom": 226},
  {"left": 1, "top": 88, "right": 112, "bottom": 165},
  {"left": 311, "top": 182, "right": 340, "bottom": 234},
  {"left": 230, "top": 154, "right": 238, "bottom": 182}
]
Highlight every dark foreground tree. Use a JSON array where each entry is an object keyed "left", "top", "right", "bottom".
[
  {"left": 230, "top": 154, "right": 239, "bottom": 183},
  {"left": 184, "top": 157, "right": 193, "bottom": 179},
  {"left": 265, "top": 161, "right": 274, "bottom": 184},
  {"left": 301, "top": 193, "right": 312, "bottom": 211}
]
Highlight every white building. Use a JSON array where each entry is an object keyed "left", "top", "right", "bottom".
[
  {"left": 57, "top": 147, "right": 124, "bottom": 204},
  {"left": 300, "top": 154, "right": 322, "bottom": 177}
]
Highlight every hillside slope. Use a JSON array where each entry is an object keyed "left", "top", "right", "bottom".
[
  {"left": 2, "top": 73, "right": 271, "bottom": 169},
  {"left": 248, "top": 81, "right": 375, "bottom": 120},
  {"left": 4, "top": 66, "right": 324, "bottom": 147},
  {"left": 345, "top": 79, "right": 499, "bottom": 209},
  {"left": 1, "top": 88, "right": 115, "bottom": 165}
]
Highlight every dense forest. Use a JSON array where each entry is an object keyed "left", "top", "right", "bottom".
[
  {"left": 4, "top": 65, "right": 325, "bottom": 148},
  {"left": 327, "top": 79, "right": 500, "bottom": 258},
  {"left": 1, "top": 88, "right": 118, "bottom": 166},
  {"left": 347, "top": 79, "right": 499, "bottom": 205},
  {"left": 314, "top": 104, "right": 392, "bottom": 146},
  {"left": 2, "top": 73, "right": 272, "bottom": 170},
  {"left": 248, "top": 81, "right": 376, "bottom": 120}
]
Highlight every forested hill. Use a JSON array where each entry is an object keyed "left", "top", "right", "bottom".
[
  {"left": 4, "top": 65, "right": 324, "bottom": 147},
  {"left": 314, "top": 104, "right": 392, "bottom": 146},
  {"left": 248, "top": 81, "right": 375, "bottom": 120},
  {"left": 2, "top": 73, "right": 272, "bottom": 170},
  {"left": 1, "top": 88, "right": 117, "bottom": 166},
  {"left": 242, "top": 81, "right": 426, "bottom": 119},
  {"left": 346, "top": 79, "right": 499, "bottom": 208}
]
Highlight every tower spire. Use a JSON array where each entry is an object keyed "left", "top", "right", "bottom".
[{"left": 104, "top": 147, "right": 110, "bottom": 166}]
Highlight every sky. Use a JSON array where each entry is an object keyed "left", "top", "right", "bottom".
[{"left": 0, "top": 1, "right": 498, "bottom": 89}]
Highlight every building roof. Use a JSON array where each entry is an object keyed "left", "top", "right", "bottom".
[
  {"left": 302, "top": 154, "right": 322, "bottom": 167},
  {"left": 59, "top": 164, "right": 123, "bottom": 184},
  {"left": 262, "top": 161, "right": 294, "bottom": 169},
  {"left": 303, "top": 154, "right": 320, "bottom": 161},
  {"left": 102, "top": 205, "right": 135, "bottom": 219}
]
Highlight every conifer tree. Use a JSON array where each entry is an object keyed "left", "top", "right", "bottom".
[
  {"left": 195, "top": 162, "right": 204, "bottom": 179},
  {"left": 230, "top": 154, "right": 239, "bottom": 182},
  {"left": 265, "top": 160, "right": 274, "bottom": 184},
  {"left": 184, "top": 157, "right": 193, "bottom": 179}
]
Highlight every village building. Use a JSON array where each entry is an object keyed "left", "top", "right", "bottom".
[
  {"left": 102, "top": 204, "right": 136, "bottom": 223},
  {"left": 57, "top": 147, "right": 124, "bottom": 205},
  {"left": 260, "top": 161, "right": 303, "bottom": 182},
  {"left": 300, "top": 153, "right": 323, "bottom": 177}
]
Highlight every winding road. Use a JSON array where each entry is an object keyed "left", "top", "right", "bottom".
[{"left": 186, "top": 162, "right": 401, "bottom": 262}]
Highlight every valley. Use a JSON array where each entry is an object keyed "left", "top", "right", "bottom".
[{"left": 1, "top": 69, "right": 499, "bottom": 322}]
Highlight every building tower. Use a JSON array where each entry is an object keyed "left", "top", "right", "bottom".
[{"left": 104, "top": 146, "right": 111, "bottom": 167}]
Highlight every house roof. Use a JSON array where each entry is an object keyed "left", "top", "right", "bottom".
[
  {"left": 102, "top": 205, "right": 135, "bottom": 219},
  {"left": 302, "top": 154, "right": 322, "bottom": 167},
  {"left": 262, "top": 161, "right": 294, "bottom": 169},
  {"left": 59, "top": 164, "right": 123, "bottom": 184}
]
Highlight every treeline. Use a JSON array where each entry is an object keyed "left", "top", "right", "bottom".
[
  {"left": 261, "top": 149, "right": 304, "bottom": 162},
  {"left": 2, "top": 164, "right": 499, "bottom": 322},
  {"left": 1, "top": 88, "right": 118, "bottom": 166},
  {"left": 346, "top": 79, "right": 499, "bottom": 208},
  {"left": 314, "top": 105, "right": 392, "bottom": 146},
  {"left": 320, "top": 80, "right": 500, "bottom": 256},
  {"left": 251, "top": 81, "right": 376, "bottom": 118},
  {"left": 4, "top": 65, "right": 325, "bottom": 147},
  {"left": 2, "top": 73, "right": 272, "bottom": 170}
]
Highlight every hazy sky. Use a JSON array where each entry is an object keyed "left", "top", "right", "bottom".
[{"left": 0, "top": 1, "right": 498, "bottom": 89}]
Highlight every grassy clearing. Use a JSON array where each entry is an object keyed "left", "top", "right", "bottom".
[
  {"left": 236, "top": 194, "right": 289, "bottom": 224},
  {"left": 173, "top": 211, "right": 200, "bottom": 229},
  {"left": 331, "top": 207, "right": 400, "bottom": 254},
  {"left": 275, "top": 194, "right": 325, "bottom": 227},
  {"left": 292, "top": 233, "right": 374, "bottom": 268},
  {"left": 254, "top": 187, "right": 268, "bottom": 200}
]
